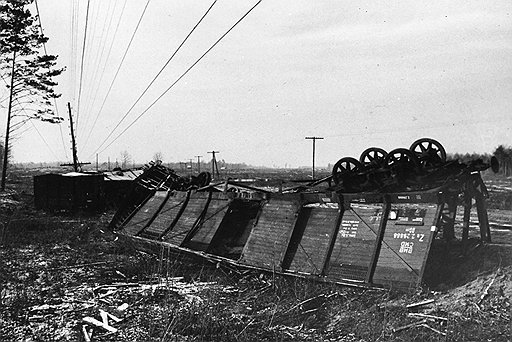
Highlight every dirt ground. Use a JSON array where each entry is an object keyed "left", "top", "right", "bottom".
[{"left": 0, "top": 172, "right": 511, "bottom": 341}]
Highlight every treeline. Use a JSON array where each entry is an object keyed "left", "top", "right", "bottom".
[
  {"left": 449, "top": 144, "right": 512, "bottom": 177},
  {"left": 493, "top": 145, "right": 512, "bottom": 177}
]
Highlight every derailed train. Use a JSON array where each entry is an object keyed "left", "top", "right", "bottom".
[{"left": 109, "top": 138, "right": 497, "bottom": 291}]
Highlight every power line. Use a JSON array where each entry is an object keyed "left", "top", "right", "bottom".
[
  {"left": 71, "top": 0, "right": 80, "bottom": 104},
  {"left": 83, "top": 0, "right": 151, "bottom": 148},
  {"left": 195, "top": 155, "right": 202, "bottom": 173},
  {"left": 30, "top": 120, "right": 59, "bottom": 160},
  {"left": 208, "top": 151, "right": 220, "bottom": 179},
  {"left": 75, "top": 0, "right": 92, "bottom": 134},
  {"left": 305, "top": 136, "right": 323, "bottom": 180},
  {"left": 85, "top": 0, "right": 217, "bottom": 153},
  {"left": 79, "top": 0, "right": 119, "bottom": 134},
  {"left": 94, "top": 0, "right": 263, "bottom": 156},
  {"left": 79, "top": 0, "right": 128, "bottom": 150},
  {"left": 34, "top": 0, "right": 68, "bottom": 159},
  {"left": 79, "top": 0, "right": 114, "bottom": 123}
]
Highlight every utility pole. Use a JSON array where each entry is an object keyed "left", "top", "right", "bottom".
[
  {"left": 60, "top": 103, "right": 91, "bottom": 172},
  {"left": 305, "top": 136, "right": 323, "bottom": 180},
  {"left": 195, "top": 155, "right": 202, "bottom": 173},
  {"left": 68, "top": 102, "right": 79, "bottom": 172},
  {"left": 179, "top": 161, "right": 187, "bottom": 171},
  {"left": 208, "top": 151, "right": 220, "bottom": 179},
  {"left": 189, "top": 159, "right": 193, "bottom": 176}
]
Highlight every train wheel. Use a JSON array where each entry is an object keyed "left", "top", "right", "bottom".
[
  {"left": 359, "top": 147, "right": 387, "bottom": 168},
  {"left": 410, "top": 138, "right": 446, "bottom": 168},
  {"left": 332, "top": 157, "right": 362, "bottom": 185}
]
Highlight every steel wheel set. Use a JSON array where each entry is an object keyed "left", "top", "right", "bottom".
[{"left": 331, "top": 138, "right": 495, "bottom": 193}]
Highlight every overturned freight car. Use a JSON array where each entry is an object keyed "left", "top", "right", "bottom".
[{"left": 110, "top": 138, "right": 498, "bottom": 291}]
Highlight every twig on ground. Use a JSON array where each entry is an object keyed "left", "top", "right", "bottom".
[
  {"left": 478, "top": 269, "right": 499, "bottom": 305},
  {"left": 393, "top": 319, "right": 428, "bottom": 333},
  {"left": 420, "top": 324, "right": 447, "bottom": 336},
  {"left": 283, "top": 294, "right": 326, "bottom": 315},
  {"left": 236, "top": 318, "right": 256, "bottom": 338},
  {"left": 47, "top": 261, "right": 112, "bottom": 271}
]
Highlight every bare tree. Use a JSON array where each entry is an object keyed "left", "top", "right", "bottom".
[
  {"left": 120, "top": 150, "right": 132, "bottom": 170},
  {"left": 153, "top": 151, "right": 163, "bottom": 163},
  {"left": 0, "top": 0, "right": 64, "bottom": 190}
]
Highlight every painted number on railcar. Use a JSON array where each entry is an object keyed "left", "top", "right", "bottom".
[{"left": 340, "top": 220, "right": 359, "bottom": 238}]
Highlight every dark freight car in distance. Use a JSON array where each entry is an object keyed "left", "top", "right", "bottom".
[
  {"left": 34, "top": 170, "right": 143, "bottom": 212},
  {"left": 34, "top": 173, "right": 105, "bottom": 212}
]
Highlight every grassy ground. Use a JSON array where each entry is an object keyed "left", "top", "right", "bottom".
[{"left": 0, "top": 171, "right": 510, "bottom": 341}]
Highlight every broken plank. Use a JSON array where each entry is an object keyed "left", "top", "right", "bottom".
[
  {"left": 83, "top": 316, "right": 118, "bottom": 333},
  {"left": 406, "top": 299, "right": 435, "bottom": 309},
  {"left": 408, "top": 313, "right": 448, "bottom": 321}
]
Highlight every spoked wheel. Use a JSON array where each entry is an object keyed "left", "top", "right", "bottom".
[
  {"left": 332, "top": 157, "right": 362, "bottom": 185},
  {"left": 385, "top": 148, "right": 419, "bottom": 169},
  {"left": 359, "top": 147, "right": 388, "bottom": 168},
  {"left": 410, "top": 138, "right": 446, "bottom": 168}
]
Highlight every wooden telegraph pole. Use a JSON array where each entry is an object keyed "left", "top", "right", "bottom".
[
  {"left": 195, "top": 155, "right": 202, "bottom": 173},
  {"left": 60, "top": 102, "right": 90, "bottom": 171},
  {"left": 305, "top": 136, "right": 323, "bottom": 180},
  {"left": 208, "top": 151, "right": 220, "bottom": 179},
  {"left": 68, "top": 102, "right": 79, "bottom": 172}
]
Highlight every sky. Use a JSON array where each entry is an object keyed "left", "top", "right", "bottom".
[{"left": 1, "top": 0, "right": 511, "bottom": 168}]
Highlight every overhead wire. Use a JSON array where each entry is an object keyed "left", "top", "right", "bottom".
[
  {"left": 29, "top": 120, "right": 59, "bottom": 160},
  {"left": 79, "top": 0, "right": 108, "bottom": 123},
  {"left": 71, "top": 0, "right": 80, "bottom": 104},
  {"left": 93, "top": 0, "right": 263, "bottom": 156},
  {"left": 75, "top": 0, "right": 92, "bottom": 134},
  {"left": 34, "top": 0, "right": 68, "bottom": 159},
  {"left": 83, "top": 0, "right": 217, "bottom": 152},
  {"left": 83, "top": 0, "right": 151, "bottom": 150},
  {"left": 80, "top": 0, "right": 118, "bottom": 134},
  {"left": 79, "top": 0, "right": 127, "bottom": 151}
]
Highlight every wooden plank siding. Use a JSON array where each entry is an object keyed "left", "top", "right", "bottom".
[
  {"left": 186, "top": 193, "right": 232, "bottom": 251},
  {"left": 121, "top": 191, "right": 169, "bottom": 236},
  {"left": 139, "top": 191, "right": 188, "bottom": 238},
  {"left": 327, "top": 204, "right": 383, "bottom": 282},
  {"left": 112, "top": 187, "right": 449, "bottom": 292},
  {"left": 372, "top": 204, "right": 438, "bottom": 289},
  {"left": 162, "top": 192, "right": 211, "bottom": 246},
  {"left": 239, "top": 198, "right": 300, "bottom": 270},
  {"left": 286, "top": 206, "right": 339, "bottom": 275}
]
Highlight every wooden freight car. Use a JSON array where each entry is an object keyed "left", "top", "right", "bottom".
[{"left": 110, "top": 179, "right": 490, "bottom": 291}]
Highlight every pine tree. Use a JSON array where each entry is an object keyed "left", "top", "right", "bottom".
[{"left": 0, "top": 0, "right": 64, "bottom": 190}]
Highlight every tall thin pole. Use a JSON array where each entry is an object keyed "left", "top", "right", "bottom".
[
  {"left": 305, "top": 136, "right": 323, "bottom": 180},
  {"left": 208, "top": 151, "right": 220, "bottom": 179},
  {"left": 68, "top": 102, "right": 79, "bottom": 172},
  {"left": 195, "top": 155, "right": 202, "bottom": 173},
  {"left": 1, "top": 51, "right": 16, "bottom": 191}
]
